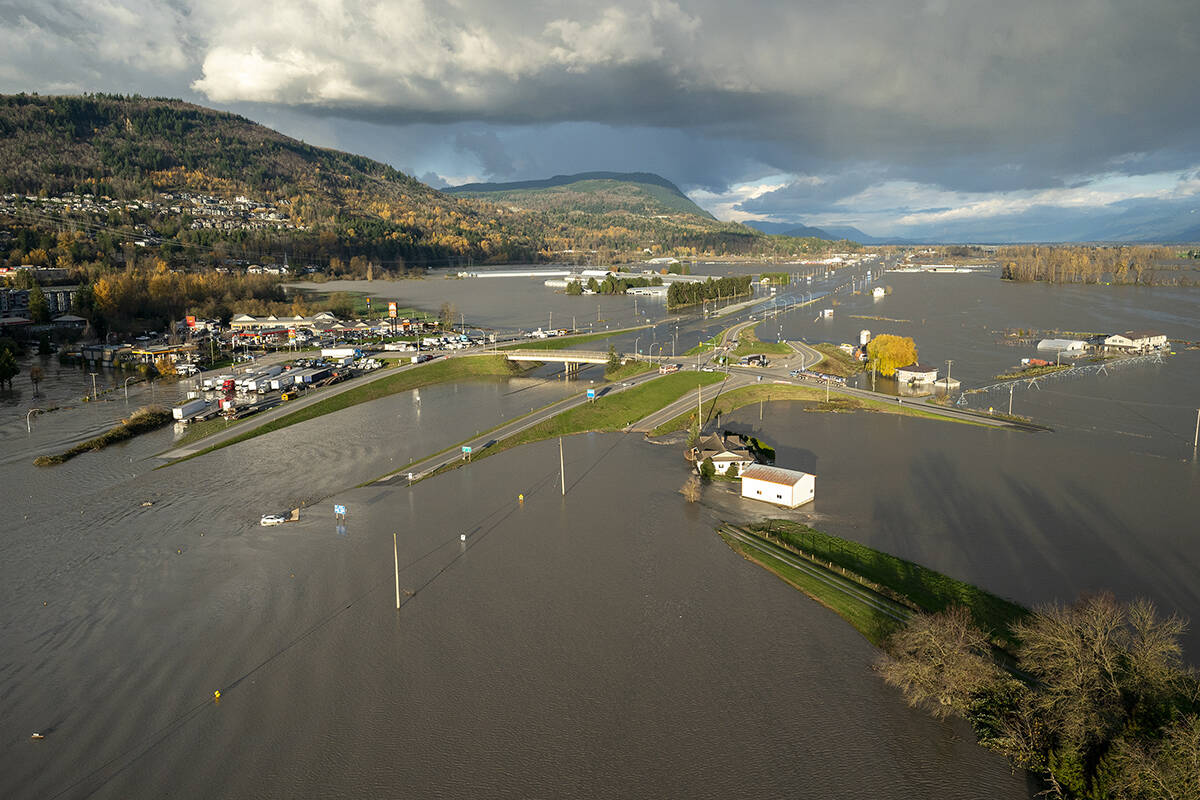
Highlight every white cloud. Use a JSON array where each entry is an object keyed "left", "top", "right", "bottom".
[{"left": 689, "top": 175, "right": 792, "bottom": 221}]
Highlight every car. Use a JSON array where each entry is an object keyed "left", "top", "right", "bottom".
[{"left": 260, "top": 514, "right": 287, "bottom": 526}]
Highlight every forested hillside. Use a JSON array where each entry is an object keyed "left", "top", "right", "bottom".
[{"left": 0, "top": 94, "right": 855, "bottom": 272}]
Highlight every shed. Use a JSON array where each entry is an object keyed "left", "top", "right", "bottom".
[
  {"left": 1037, "top": 338, "right": 1086, "bottom": 352},
  {"left": 895, "top": 363, "right": 938, "bottom": 384},
  {"left": 741, "top": 465, "right": 815, "bottom": 508}
]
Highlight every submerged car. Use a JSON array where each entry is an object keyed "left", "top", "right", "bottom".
[{"left": 260, "top": 514, "right": 286, "bottom": 526}]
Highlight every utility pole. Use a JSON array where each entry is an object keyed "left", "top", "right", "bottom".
[
  {"left": 559, "top": 437, "right": 566, "bottom": 496},
  {"left": 1194, "top": 408, "right": 1199, "bottom": 449},
  {"left": 1008, "top": 383, "right": 1015, "bottom": 416},
  {"left": 89, "top": 372, "right": 98, "bottom": 399},
  {"left": 393, "top": 531, "right": 400, "bottom": 610}
]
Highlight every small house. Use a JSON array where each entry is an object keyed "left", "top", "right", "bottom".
[
  {"left": 689, "top": 434, "right": 755, "bottom": 476},
  {"left": 741, "top": 465, "right": 815, "bottom": 508},
  {"left": 895, "top": 363, "right": 938, "bottom": 384}
]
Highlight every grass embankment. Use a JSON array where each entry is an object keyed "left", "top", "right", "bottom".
[
  {"left": 498, "top": 325, "right": 648, "bottom": 352},
  {"left": 718, "top": 528, "right": 905, "bottom": 644},
  {"left": 175, "top": 355, "right": 524, "bottom": 460},
  {"left": 35, "top": 406, "right": 172, "bottom": 466},
  {"left": 810, "top": 343, "right": 864, "bottom": 377},
  {"left": 722, "top": 520, "right": 1029, "bottom": 647},
  {"left": 992, "top": 364, "right": 1072, "bottom": 380},
  {"left": 422, "top": 371, "right": 726, "bottom": 480},
  {"left": 650, "top": 384, "right": 971, "bottom": 436},
  {"left": 604, "top": 360, "right": 655, "bottom": 381},
  {"left": 683, "top": 336, "right": 718, "bottom": 356},
  {"left": 730, "top": 327, "right": 793, "bottom": 357},
  {"left": 172, "top": 413, "right": 238, "bottom": 447}
]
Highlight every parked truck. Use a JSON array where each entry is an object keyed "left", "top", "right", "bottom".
[
  {"left": 172, "top": 398, "right": 209, "bottom": 420},
  {"left": 322, "top": 347, "right": 363, "bottom": 359}
]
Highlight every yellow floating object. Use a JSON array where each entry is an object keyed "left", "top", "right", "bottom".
[
  {"left": 213, "top": 690, "right": 221, "bottom": 701},
  {"left": 518, "top": 494, "right": 524, "bottom": 502}
]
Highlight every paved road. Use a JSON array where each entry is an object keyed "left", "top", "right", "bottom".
[
  {"left": 720, "top": 525, "right": 911, "bottom": 623},
  {"left": 373, "top": 366, "right": 669, "bottom": 484},
  {"left": 630, "top": 372, "right": 753, "bottom": 433}
]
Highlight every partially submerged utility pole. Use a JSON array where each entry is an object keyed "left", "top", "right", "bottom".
[
  {"left": 559, "top": 437, "right": 566, "bottom": 496},
  {"left": 393, "top": 531, "right": 400, "bottom": 610}
]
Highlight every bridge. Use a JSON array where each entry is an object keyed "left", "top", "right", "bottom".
[{"left": 503, "top": 349, "right": 664, "bottom": 378}]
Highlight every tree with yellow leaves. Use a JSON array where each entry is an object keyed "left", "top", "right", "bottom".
[{"left": 866, "top": 334, "right": 918, "bottom": 377}]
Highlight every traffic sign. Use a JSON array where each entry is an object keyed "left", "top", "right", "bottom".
[
  {"left": 334, "top": 504, "right": 347, "bottom": 516},
  {"left": 461, "top": 446, "right": 472, "bottom": 454},
  {"left": 388, "top": 302, "right": 398, "bottom": 319},
  {"left": 586, "top": 389, "right": 596, "bottom": 399}
]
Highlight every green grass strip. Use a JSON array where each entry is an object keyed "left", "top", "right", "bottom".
[
  {"left": 749, "top": 519, "right": 1029, "bottom": 646},
  {"left": 498, "top": 324, "right": 649, "bottom": 352},
  {"left": 173, "top": 355, "right": 525, "bottom": 461},
  {"left": 730, "top": 327, "right": 794, "bottom": 356},
  {"left": 810, "top": 343, "right": 865, "bottom": 377},
  {"left": 719, "top": 529, "right": 903, "bottom": 645},
  {"left": 649, "top": 383, "right": 981, "bottom": 436},
  {"left": 420, "top": 371, "right": 727, "bottom": 481},
  {"left": 604, "top": 360, "right": 656, "bottom": 381}
]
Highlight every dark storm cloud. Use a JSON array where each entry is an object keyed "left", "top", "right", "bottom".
[{"left": 2, "top": 0, "right": 1199, "bottom": 235}]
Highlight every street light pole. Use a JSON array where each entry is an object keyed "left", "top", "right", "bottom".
[
  {"left": 124, "top": 376, "right": 134, "bottom": 402},
  {"left": 89, "top": 372, "right": 98, "bottom": 399}
]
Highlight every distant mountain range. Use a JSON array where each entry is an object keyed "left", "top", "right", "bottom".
[
  {"left": 0, "top": 94, "right": 852, "bottom": 268},
  {"left": 446, "top": 171, "right": 717, "bottom": 220},
  {"left": 742, "top": 219, "right": 905, "bottom": 244}
]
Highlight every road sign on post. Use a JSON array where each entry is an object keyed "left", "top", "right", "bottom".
[
  {"left": 462, "top": 445, "right": 472, "bottom": 462},
  {"left": 388, "top": 302, "right": 398, "bottom": 319},
  {"left": 587, "top": 388, "right": 596, "bottom": 401}
]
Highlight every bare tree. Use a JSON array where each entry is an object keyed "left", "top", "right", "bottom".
[
  {"left": 878, "top": 606, "right": 1002, "bottom": 720},
  {"left": 680, "top": 475, "right": 701, "bottom": 503}
]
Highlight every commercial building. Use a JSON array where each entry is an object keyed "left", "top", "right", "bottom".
[
  {"left": 740, "top": 465, "right": 815, "bottom": 508},
  {"left": 1037, "top": 338, "right": 1087, "bottom": 352},
  {"left": 1100, "top": 331, "right": 1167, "bottom": 353},
  {"left": 229, "top": 311, "right": 341, "bottom": 332}
]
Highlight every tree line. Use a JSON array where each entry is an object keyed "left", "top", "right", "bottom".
[
  {"left": 666, "top": 276, "right": 753, "bottom": 309},
  {"left": 881, "top": 594, "right": 1199, "bottom": 799},
  {"left": 999, "top": 245, "right": 1197, "bottom": 286}
]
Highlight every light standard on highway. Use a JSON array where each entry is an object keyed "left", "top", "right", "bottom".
[
  {"left": 27, "top": 408, "right": 43, "bottom": 433},
  {"left": 88, "top": 372, "right": 99, "bottom": 399},
  {"left": 634, "top": 336, "right": 641, "bottom": 356},
  {"left": 124, "top": 376, "right": 135, "bottom": 402}
]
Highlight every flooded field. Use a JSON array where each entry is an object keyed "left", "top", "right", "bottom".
[
  {"left": 1, "top": 427, "right": 1032, "bottom": 799},
  {"left": 3, "top": 265, "right": 1198, "bottom": 798}
]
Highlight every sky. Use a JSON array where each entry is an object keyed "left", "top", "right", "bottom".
[{"left": 2, "top": 0, "right": 1199, "bottom": 242}]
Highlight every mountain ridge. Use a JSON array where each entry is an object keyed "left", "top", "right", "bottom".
[{"left": 445, "top": 171, "right": 716, "bottom": 220}]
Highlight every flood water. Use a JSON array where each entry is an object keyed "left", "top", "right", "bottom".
[
  {"left": 1, "top": 426, "right": 1032, "bottom": 799},
  {"left": 3, "top": 265, "right": 1199, "bottom": 798}
]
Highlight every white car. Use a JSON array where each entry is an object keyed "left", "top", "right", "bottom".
[{"left": 260, "top": 514, "right": 286, "bottom": 526}]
